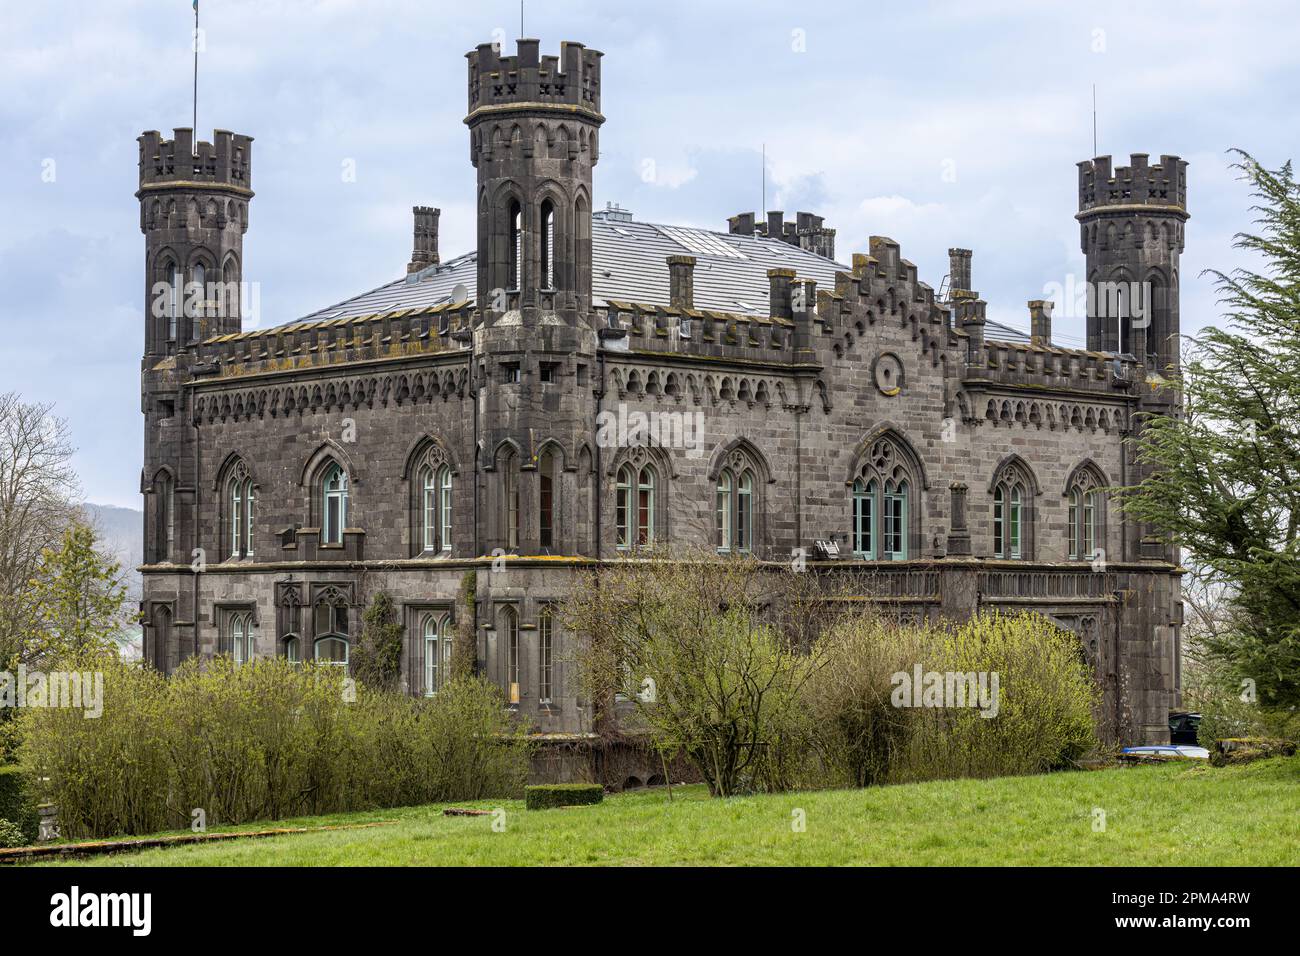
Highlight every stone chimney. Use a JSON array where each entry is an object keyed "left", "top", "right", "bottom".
[
  {"left": 1028, "top": 299, "right": 1053, "bottom": 347},
  {"left": 948, "top": 248, "right": 972, "bottom": 293},
  {"left": 767, "top": 267, "right": 795, "bottom": 320},
  {"left": 667, "top": 255, "right": 696, "bottom": 310},
  {"left": 727, "top": 212, "right": 756, "bottom": 236},
  {"left": 408, "top": 206, "right": 440, "bottom": 274}
]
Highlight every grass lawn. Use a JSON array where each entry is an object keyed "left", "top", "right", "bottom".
[{"left": 35, "top": 756, "right": 1300, "bottom": 866}]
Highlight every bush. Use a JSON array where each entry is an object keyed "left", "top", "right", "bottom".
[
  {"left": 0, "top": 818, "right": 27, "bottom": 848},
  {"left": 525, "top": 783, "right": 604, "bottom": 810},
  {"left": 803, "top": 611, "right": 1098, "bottom": 788},
  {"left": 0, "top": 766, "right": 38, "bottom": 844},
  {"left": 21, "top": 653, "right": 531, "bottom": 840}
]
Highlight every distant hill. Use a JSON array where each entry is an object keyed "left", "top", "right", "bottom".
[{"left": 81, "top": 503, "right": 143, "bottom": 659}]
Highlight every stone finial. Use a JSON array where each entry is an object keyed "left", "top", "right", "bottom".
[{"left": 408, "top": 206, "right": 440, "bottom": 274}]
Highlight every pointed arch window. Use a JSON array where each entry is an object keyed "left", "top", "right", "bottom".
[
  {"left": 991, "top": 460, "right": 1035, "bottom": 560},
  {"left": 540, "top": 199, "right": 556, "bottom": 290},
  {"left": 189, "top": 262, "right": 206, "bottom": 342},
  {"left": 227, "top": 462, "right": 255, "bottom": 558},
  {"left": 716, "top": 464, "right": 756, "bottom": 554},
  {"left": 229, "top": 610, "right": 255, "bottom": 665},
  {"left": 1067, "top": 467, "right": 1106, "bottom": 560},
  {"left": 322, "top": 463, "right": 348, "bottom": 546},
  {"left": 849, "top": 436, "right": 916, "bottom": 561},
  {"left": 539, "top": 606, "right": 554, "bottom": 705},
  {"left": 424, "top": 612, "right": 453, "bottom": 695},
  {"left": 508, "top": 199, "right": 523, "bottom": 290},
  {"left": 284, "top": 635, "right": 301, "bottom": 664},
  {"left": 153, "top": 472, "right": 174, "bottom": 563},
  {"left": 501, "top": 605, "right": 520, "bottom": 700},
  {"left": 168, "top": 262, "right": 182, "bottom": 342},
  {"left": 539, "top": 449, "right": 557, "bottom": 550},
  {"left": 418, "top": 458, "right": 453, "bottom": 554},
  {"left": 616, "top": 462, "right": 656, "bottom": 550},
  {"left": 502, "top": 450, "right": 520, "bottom": 551},
  {"left": 313, "top": 592, "right": 350, "bottom": 669}
]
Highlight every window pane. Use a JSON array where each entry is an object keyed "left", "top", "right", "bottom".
[
  {"left": 245, "top": 480, "right": 255, "bottom": 556},
  {"left": 439, "top": 468, "right": 452, "bottom": 551}
]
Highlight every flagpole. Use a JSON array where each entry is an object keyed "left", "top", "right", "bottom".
[{"left": 192, "top": 0, "right": 199, "bottom": 148}]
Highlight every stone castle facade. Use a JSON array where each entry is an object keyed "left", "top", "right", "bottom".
[{"left": 137, "top": 38, "right": 1186, "bottom": 745}]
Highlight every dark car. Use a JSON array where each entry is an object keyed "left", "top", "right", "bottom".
[{"left": 1169, "top": 711, "right": 1202, "bottom": 746}]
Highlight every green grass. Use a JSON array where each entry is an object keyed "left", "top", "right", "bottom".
[{"left": 34, "top": 756, "right": 1300, "bottom": 866}]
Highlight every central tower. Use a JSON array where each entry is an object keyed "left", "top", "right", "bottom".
[{"left": 466, "top": 38, "right": 603, "bottom": 321}]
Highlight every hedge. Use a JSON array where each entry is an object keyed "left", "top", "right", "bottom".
[
  {"left": 0, "top": 766, "right": 39, "bottom": 845},
  {"left": 525, "top": 783, "right": 604, "bottom": 810}
]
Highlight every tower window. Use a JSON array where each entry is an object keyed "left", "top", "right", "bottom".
[
  {"left": 508, "top": 199, "right": 522, "bottom": 290},
  {"left": 501, "top": 362, "right": 521, "bottom": 384},
  {"left": 539, "top": 362, "right": 559, "bottom": 383},
  {"left": 540, "top": 200, "right": 556, "bottom": 290}
]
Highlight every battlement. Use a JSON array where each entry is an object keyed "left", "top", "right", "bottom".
[
  {"left": 466, "top": 38, "right": 603, "bottom": 118},
  {"left": 1078, "top": 153, "right": 1186, "bottom": 215},
  {"left": 138, "top": 129, "right": 253, "bottom": 194}
]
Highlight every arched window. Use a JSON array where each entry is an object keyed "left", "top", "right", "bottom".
[
  {"left": 227, "top": 462, "right": 254, "bottom": 558},
  {"left": 284, "top": 634, "right": 301, "bottom": 664},
  {"left": 616, "top": 463, "right": 656, "bottom": 550},
  {"left": 150, "top": 605, "right": 171, "bottom": 672},
  {"left": 715, "top": 470, "right": 733, "bottom": 553},
  {"left": 322, "top": 463, "right": 348, "bottom": 545},
  {"left": 438, "top": 465, "right": 452, "bottom": 552},
  {"left": 168, "top": 261, "right": 182, "bottom": 342},
  {"left": 421, "top": 465, "right": 436, "bottom": 552},
  {"left": 502, "top": 606, "right": 520, "bottom": 701},
  {"left": 423, "top": 613, "right": 452, "bottom": 695},
  {"left": 190, "top": 262, "right": 206, "bottom": 342},
  {"left": 502, "top": 450, "right": 519, "bottom": 550},
  {"left": 1067, "top": 466, "right": 1106, "bottom": 560},
  {"left": 508, "top": 199, "right": 523, "bottom": 290},
  {"left": 852, "top": 478, "right": 875, "bottom": 557},
  {"left": 716, "top": 466, "right": 756, "bottom": 555},
  {"left": 313, "top": 593, "right": 349, "bottom": 669},
  {"left": 539, "top": 449, "right": 556, "bottom": 550},
  {"left": 222, "top": 256, "right": 239, "bottom": 322},
  {"left": 540, "top": 199, "right": 556, "bottom": 290},
  {"left": 153, "top": 472, "right": 174, "bottom": 562},
  {"left": 991, "top": 459, "right": 1036, "bottom": 560},
  {"left": 849, "top": 435, "right": 917, "bottom": 561},
  {"left": 539, "top": 606, "right": 554, "bottom": 705},
  {"left": 230, "top": 611, "right": 254, "bottom": 666}
]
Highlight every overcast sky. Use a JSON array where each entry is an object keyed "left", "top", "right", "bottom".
[{"left": 2, "top": 0, "right": 1297, "bottom": 508}]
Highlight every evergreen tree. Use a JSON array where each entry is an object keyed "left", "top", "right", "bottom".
[
  {"left": 1120, "top": 151, "right": 1300, "bottom": 709},
  {"left": 26, "top": 521, "right": 129, "bottom": 665}
]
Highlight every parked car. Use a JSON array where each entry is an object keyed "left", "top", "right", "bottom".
[{"left": 1169, "top": 711, "right": 1202, "bottom": 746}]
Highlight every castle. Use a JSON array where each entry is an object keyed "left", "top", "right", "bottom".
[{"left": 137, "top": 37, "right": 1185, "bottom": 746}]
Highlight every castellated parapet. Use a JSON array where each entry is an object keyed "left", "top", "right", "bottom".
[{"left": 1077, "top": 153, "right": 1186, "bottom": 214}]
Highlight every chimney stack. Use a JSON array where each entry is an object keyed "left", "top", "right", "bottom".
[
  {"left": 948, "top": 248, "right": 972, "bottom": 293},
  {"left": 1028, "top": 299, "right": 1053, "bottom": 347},
  {"left": 408, "top": 206, "right": 440, "bottom": 274},
  {"left": 667, "top": 255, "right": 696, "bottom": 310},
  {"left": 728, "top": 212, "right": 756, "bottom": 236},
  {"left": 767, "top": 267, "right": 795, "bottom": 320}
]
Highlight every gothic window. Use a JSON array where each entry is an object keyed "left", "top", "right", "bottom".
[
  {"left": 991, "top": 459, "right": 1036, "bottom": 560},
  {"left": 222, "top": 256, "right": 239, "bottom": 322},
  {"left": 539, "top": 449, "right": 557, "bottom": 550},
  {"left": 152, "top": 471, "right": 174, "bottom": 563},
  {"left": 313, "top": 591, "right": 350, "bottom": 669},
  {"left": 849, "top": 435, "right": 917, "bottom": 561},
  {"left": 150, "top": 604, "right": 171, "bottom": 672},
  {"left": 284, "top": 634, "right": 301, "bottom": 664},
  {"left": 501, "top": 605, "right": 520, "bottom": 699},
  {"left": 189, "top": 262, "right": 206, "bottom": 342},
  {"left": 508, "top": 199, "right": 523, "bottom": 290},
  {"left": 423, "top": 612, "right": 452, "bottom": 695},
  {"left": 169, "top": 261, "right": 182, "bottom": 342},
  {"left": 419, "top": 461, "right": 452, "bottom": 553},
  {"left": 226, "top": 461, "right": 255, "bottom": 558},
  {"left": 715, "top": 466, "right": 756, "bottom": 553},
  {"left": 321, "top": 463, "right": 348, "bottom": 546},
  {"left": 1067, "top": 465, "right": 1106, "bottom": 560},
  {"left": 851, "top": 478, "right": 875, "bottom": 557},
  {"left": 539, "top": 606, "right": 554, "bottom": 705},
  {"left": 228, "top": 610, "right": 255, "bottom": 666},
  {"left": 616, "top": 463, "right": 656, "bottom": 550},
  {"left": 502, "top": 449, "right": 520, "bottom": 550},
  {"left": 540, "top": 199, "right": 556, "bottom": 290}
]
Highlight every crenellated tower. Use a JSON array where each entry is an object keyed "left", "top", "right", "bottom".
[
  {"left": 1077, "top": 153, "right": 1187, "bottom": 374},
  {"left": 466, "top": 38, "right": 603, "bottom": 321},
  {"left": 137, "top": 128, "right": 254, "bottom": 670}
]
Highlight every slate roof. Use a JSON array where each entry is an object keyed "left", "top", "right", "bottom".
[{"left": 289, "top": 213, "right": 1030, "bottom": 343}]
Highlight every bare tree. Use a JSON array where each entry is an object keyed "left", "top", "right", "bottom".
[{"left": 0, "top": 392, "right": 80, "bottom": 666}]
